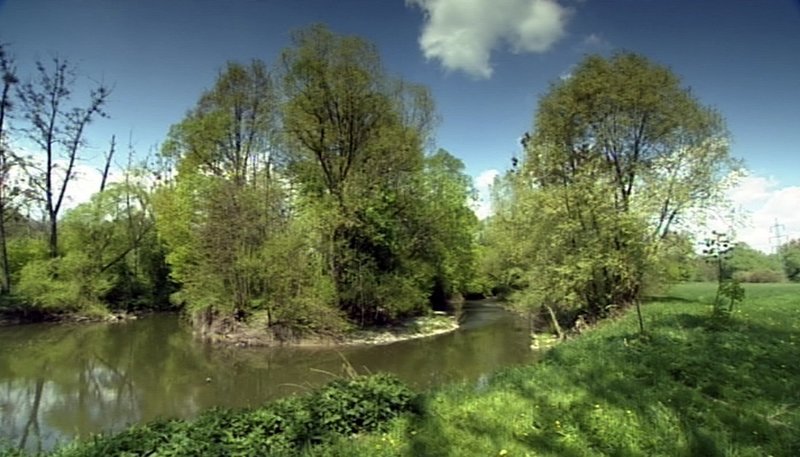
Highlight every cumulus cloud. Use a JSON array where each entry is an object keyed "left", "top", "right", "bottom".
[
  {"left": 408, "top": 0, "right": 571, "bottom": 78},
  {"left": 723, "top": 175, "right": 800, "bottom": 253},
  {"left": 471, "top": 168, "right": 500, "bottom": 219}
]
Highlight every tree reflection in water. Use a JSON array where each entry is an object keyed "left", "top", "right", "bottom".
[{"left": 0, "top": 304, "right": 535, "bottom": 453}]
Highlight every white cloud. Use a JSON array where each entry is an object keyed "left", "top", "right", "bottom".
[
  {"left": 9, "top": 148, "right": 126, "bottom": 220},
  {"left": 724, "top": 175, "right": 800, "bottom": 253},
  {"left": 408, "top": 0, "right": 571, "bottom": 78},
  {"left": 471, "top": 168, "right": 500, "bottom": 219},
  {"left": 574, "top": 32, "right": 612, "bottom": 53}
]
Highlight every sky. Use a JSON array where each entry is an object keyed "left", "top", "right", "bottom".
[{"left": 0, "top": 0, "right": 798, "bottom": 252}]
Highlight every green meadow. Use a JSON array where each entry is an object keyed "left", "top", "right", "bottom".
[{"left": 322, "top": 283, "right": 800, "bottom": 457}]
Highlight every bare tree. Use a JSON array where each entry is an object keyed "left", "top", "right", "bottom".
[
  {"left": 17, "top": 57, "right": 109, "bottom": 258},
  {"left": 99, "top": 134, "right": 115, "bottom": 193}
]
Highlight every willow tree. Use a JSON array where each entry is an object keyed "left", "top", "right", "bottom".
[
  {"left": 281, "top": 25, "right": 440, "bottom": 324},
  {"left": 506, "top": 53, "right": 737, "bottom": 331}
]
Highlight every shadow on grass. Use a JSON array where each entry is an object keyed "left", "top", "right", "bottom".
[
  {"left": 642, "top": 295, "right": 698, "bottom": 305},
  {"left": 405, "top": 395, "right": 451, "bottom": 457},
  {"left": 555, "top": 312, "right": 800, "bottom": 455},
  {"left": 400, "top": 300, "right": 800, "bottom": 456}
]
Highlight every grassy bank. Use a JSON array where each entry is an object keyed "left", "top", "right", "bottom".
[
  {"left": 2, "top": 283, "right": 798, "bottom": 456},
  {"left": 320, "top": 282, "right": 800, "bottom": 456}
]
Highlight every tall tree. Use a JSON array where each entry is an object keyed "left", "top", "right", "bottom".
[
  {"left": 156, "top": 60, "right": 285, "bottom": 327},
  {"left": 499, "top": 53, "right": 738, "bottom": 330},
  {"left": 281, "top": 25, "right": 438, "bottom": 323},
  {"left": 420, "top": 149, "right": 478, "bottom": 304},
  {"left": 17, "top": 57, "right": 109, "bottom": 258},
  {"left": 0, "top": 42, "right": 19, "bottom": 293}
]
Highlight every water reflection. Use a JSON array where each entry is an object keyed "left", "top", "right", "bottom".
[{"left": 0, "top": 301, "right": 534, "bottom": 451}]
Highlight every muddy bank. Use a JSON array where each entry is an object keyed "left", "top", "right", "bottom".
[
  {"left": 0, "top": 308, "right": 139, "bottom": 327},
  {"left": 200, "top": 313, "right": 460, "bottom": 348}
]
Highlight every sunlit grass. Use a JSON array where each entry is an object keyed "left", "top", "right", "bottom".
[{"left": 320, "top": 282, "right": 800, "bottom": 456}]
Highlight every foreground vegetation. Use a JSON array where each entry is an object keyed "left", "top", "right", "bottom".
[
  {"left": 319, "top": 282, "right": 800, "bottom": 456},
  {"left": 2, "top": 283, "right": 797, "bottom": 456}
]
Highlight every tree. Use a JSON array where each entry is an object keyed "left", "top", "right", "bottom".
[
  {"left": 155, "top": 60, "right": 296, "bottom": 330},
  {"left": 726, "top": 241, "right": 785, "bottom": 283},
  {"left": 0, "top": 42, "right": 20, "bottom": 294},
  {"left": 495, "top": 53, "right": 738, "bottom": 332},
  {"left": 779, "top": 239, "right": 800, "bottom": 282},
  {"left": 281, "top": 25, "right": 439, "bottom": 323},
  {"left": 420, "top": 149, "right": 478, "bottom": 304},
  {"left": 17, "top": 57, "right": 109, "bottom": 258}
]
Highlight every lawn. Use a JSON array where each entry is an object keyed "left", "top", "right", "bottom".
[{"left": 320, "top": 282, "right": 800, "bottom": 457}]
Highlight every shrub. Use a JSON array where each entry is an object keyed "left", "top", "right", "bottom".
[
  {"left": 308, "top": 373, "right": 416, "bottom": 440},
  {"left": 732, "top": 269, "right": 785, "bottom": 283}
]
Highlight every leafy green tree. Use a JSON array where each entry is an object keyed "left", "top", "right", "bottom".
[
  {"left": 492, "top": 53, "right": 738, "bottom": 332},
  {"left": 281, "top": 25, "right": 440, "bottom": 324},
  {"left": 155, "top": 60, "right": 290, "bottom": 329},
  {"left": 726, "top": 242, "right": 785, "bottom": 283},
  {"left": 419, "top": 149, "right": 478, "bottom": 304},
  {"left": 780, "top": 239, "right": 800, "bottom": 282}
]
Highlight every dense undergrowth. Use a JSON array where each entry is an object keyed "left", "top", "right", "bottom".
[{"left": 2, "top": 283, "right": 798, "bottom": 456}]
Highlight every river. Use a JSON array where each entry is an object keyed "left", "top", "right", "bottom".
[{"left": 0, "top": 301, "right": 535, "bottom": 452}]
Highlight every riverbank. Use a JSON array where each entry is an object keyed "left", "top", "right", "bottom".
[
  {"left": 0, "top": 307, "right": 139, "bottom": 327},
  {"left": 204, "top": 312, "right": 460, "bottom": 347},
  {"left": 317, "top": 282, "right": 800, "bottom": 456},
  {"left": 4, "top": 283, "right": 797, "bottom": 456}
]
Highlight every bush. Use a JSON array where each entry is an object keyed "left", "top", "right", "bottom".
[
  {"left": 308, "top": 373, "right": 416, "bottom": 440},
  {"left": 732, "top": 269, "right": 785, "bottom": 283},
  {"left": 16, "top": 253, "right": 112, "bottom": 313}
]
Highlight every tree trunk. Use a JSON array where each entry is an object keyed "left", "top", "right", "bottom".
[
  {"left": 48, "top": 213, "right": 58, "bottom": 259},
  {"left": 635, "top": 299, "right": 645, "bottom": 334},
  {"left": 545, "top": 304, "right": 564, "bottom": 340},
  {"left": 0, "top": 201, "right": 9, "bottom": 294}
]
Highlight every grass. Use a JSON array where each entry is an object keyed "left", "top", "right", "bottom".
[
  {"left": 317, "top": 282, "right": 800, "bottom": 456},
  {"left": 3, "top": 282, "right": 798, "bottom": 456}
]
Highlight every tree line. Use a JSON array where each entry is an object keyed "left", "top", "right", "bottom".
[
  {"left": 1, "top": 28, "right": 796, "bottom": 336},
  {"left": 0, "top": 26, "right": 478, "bottom": 336}
]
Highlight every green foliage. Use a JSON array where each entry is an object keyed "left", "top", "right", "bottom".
[
  {"left": 726, "top": 242, "right": 785, "bottom": 283},
  {"left": 12, "top": 374, "right": 416, "bottom": 457},
  {"left": 279, "top": 25, "right": 446, "bottom": 324},
  {"left": 779, "top": 238, "right": 800, "bottom": 282},
  {"left": 5, "top": 237, "right": 47, "bottom": 284},
  {"left": 311, "top": 283, "right": 800, "bottom": 457},
  {"left": 3, "top": 27, "right": 478, "bottom": 330},
  {"left": 308, "top": 374, "right": 416, "bottom": 440},
  {"left": 486, "top": 53, "right": 737, "bottom": 329},
  {"left": 16, "top": 254, "right": 111, "bottom": 313},
  {"left": 718, "top": 278, "right": 745, "bottom": 314}
]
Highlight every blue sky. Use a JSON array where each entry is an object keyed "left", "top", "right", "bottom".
[{"left": 1, "top": 0, "right": 799, "bottom": 250}]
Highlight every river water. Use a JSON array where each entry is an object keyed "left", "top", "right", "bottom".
[{"left": 0, "top": 301, "right": 534, "bottom": 452}]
